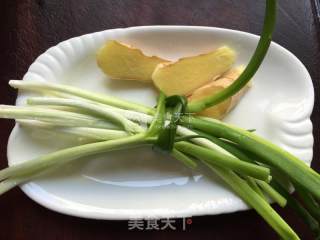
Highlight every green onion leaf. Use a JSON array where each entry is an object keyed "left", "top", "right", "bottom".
[
  {"left": 153, "top": 95, "right": 187, "bottom": 153},
  {"left": 187, "top": 0, "right": 277, "bottom": 113}
]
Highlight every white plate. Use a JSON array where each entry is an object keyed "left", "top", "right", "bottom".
[{"left": 7, "top": 26, "right": 314, "bottom": 219}]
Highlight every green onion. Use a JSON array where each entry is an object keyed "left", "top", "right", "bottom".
[
  {"left": 271, "top": 180, "right": 320, "bottom": 238},
  {"left": 175, "top": 141, "right": 270, "bottom": 181},
  {"left": 203, "top": 162, "right": 299, "bottom": 240},
  {"left": 154, "top": 95, "right": 187, "bottom": 153},
  {"left": 256, "top": 179, "right": 287, "bottom": 207},
  {"left": 0, "top": 177, "right": 26, "bottom": 195},
  {"left": 174, "top": 134, "right": 212, "bottom": 142},
  {"left": 27, "top": 97, "right": 144, "bottom": 133},
  {"left": 190, "top": 129, "right": 258, "bottom": 163},
  {"left": 187, "top": 0, "right": 277, "bottom": 113},
  {"left": 0, "top": 105, "right": 116, "bottom": 129},
  {"left": 18, "top": 120, "right": 129, "bottom": 141},
  {"left": 185, "top": 117, "right": 320, "bottom": 200},
  {"left": 9, "top": 80, "right": 153, "bottom": 114},
  {"left": 0, "top": 133, "right": 148, "bottom": 182},
  {"left": 146, "top": 92, "right": 166, "bottom": 137},
  {"left": 171, "top": 148, "right": 197, "bottom": 169},
  {"left": 244, "top": 176, "right": 267, "bottom": 199},
  {"left": 294, "top": 182, "right": 320, "bottom": 220}
]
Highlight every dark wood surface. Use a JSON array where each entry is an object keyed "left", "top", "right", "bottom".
[{"left": 0, "top": 0, "right": 319, "bottom": 239}]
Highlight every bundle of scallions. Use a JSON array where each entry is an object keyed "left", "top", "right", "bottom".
[{"left": 0, "top": 0, "right": 319, "bottom": 239}]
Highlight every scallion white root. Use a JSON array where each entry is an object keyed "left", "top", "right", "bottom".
[
  {"left": 0, "top": 105, "right": 116, "bottom": 129},
  {"left": 27, "top": 97, "right": 144, "bottom": 133},
  {"left": 18, "top": 120, "right": 128, "bottom": 140},
  {"left": 9, "top": 80, "right": 153, "bottom": 114}
]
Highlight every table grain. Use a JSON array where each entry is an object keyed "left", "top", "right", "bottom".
[{"left": 0, "top": 0, "right": 319, "bottom": 239}]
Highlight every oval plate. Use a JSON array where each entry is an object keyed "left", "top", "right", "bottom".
[{"left": 7, "top": 26, "right": 314, "bottom": 219}]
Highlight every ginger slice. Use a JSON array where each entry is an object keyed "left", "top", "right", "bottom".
[
  {"left": 188, "top": 66, "right": 250, "bottom": 119},
  {"left": 97, "top": 40, "right": 169, "bottom": 82},
  {"left": 152, "top": 46, "right": 236, "bottom": 96}
]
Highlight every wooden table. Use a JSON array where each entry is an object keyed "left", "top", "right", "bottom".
[{"left": 0, "top": 0, "right": 319, "bottom": 239}]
